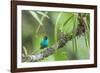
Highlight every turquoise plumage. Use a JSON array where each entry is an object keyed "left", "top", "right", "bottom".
[{"left": 40, "top": 36, "right": 49, "bottom": 49}]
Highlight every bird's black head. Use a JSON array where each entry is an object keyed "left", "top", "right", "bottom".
[{"left": 44, "top": 36, "right": 48, "bottom": 40}]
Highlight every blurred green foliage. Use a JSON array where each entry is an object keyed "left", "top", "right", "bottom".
[{"left": 22, "top": 10, "right": 90, "bottom": 62}]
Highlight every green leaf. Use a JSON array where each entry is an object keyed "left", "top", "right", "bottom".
[
  {"left": 63, "top": 15, "right": 74, "bottom": 27},
  {"left": 54, "top": 12, "right": 63, "bottom": 42},
  {"left": 36, "top": 12, "right": 49, "bottom": 33},
  {"left": 29, "top": 11, "right": 43, "bottom": 25},
  {"left": 37, "top": 11, "right": 49, "bottom": 19},
  {"left": 54, "top": 49, "right": 68, "bottom": 60},
  {"left": 23, "top": 46, "right": 28, "bottom": 56},
  {"left": 55, "top": 12, "right": 63, "bottom": 25},
  {"left": 41, "top": 55, "right": 55, "bottom": 62}
]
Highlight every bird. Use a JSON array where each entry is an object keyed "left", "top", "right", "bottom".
[{"left": 40, "top": 36, "right": 49, "bottom": 49}]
